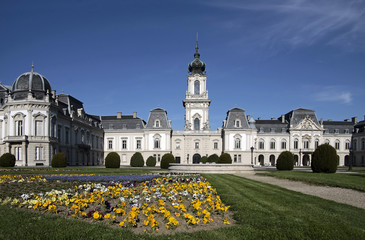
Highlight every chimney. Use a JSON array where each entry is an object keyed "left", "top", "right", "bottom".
[
  {"left": 281, "top": 115, "right": 285, "bottom": 123},
  {"left": 271, "top": 117, "right": 276, "bottom": 120},
  {"left": 344, "top": 119, "right": 350, "bottom": 122},
  {"left": 352, "top": 117, "right": 357, "bottom": 123},
  {"left": 258, "top": 117, "right": 261, "bottom": 120},
  {"left": 320, "top": 118, "right": 323, "bottom": 125},
  {"left": 133, "top": 112, "right": 137, "bottom": 118},
  {"left": 247, "top": 115, "right": 250, "bottom": 121},
  {"left": 51, "top": 90, "right": 56, "bottom": 99},
  {"left": 117, "top": 112, "right": 122, "bottom": 119}
]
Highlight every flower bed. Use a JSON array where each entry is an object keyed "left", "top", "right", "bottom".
[{"left": 0, "top": 174, "right": 233, "bottom": 234}]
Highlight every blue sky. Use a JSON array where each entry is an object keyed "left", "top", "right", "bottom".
[{"left": 1, "top": 0, "right": 364, "bottom": 130}]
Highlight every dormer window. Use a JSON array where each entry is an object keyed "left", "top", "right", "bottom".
[
  {"left": 335, "top": 129, "right": 339, "bottom": 134},
  {"left": 235, "top": 119, "right": 241, "bottom": 128},
  {"left": 154, "top": 120, "right": 160, "bottom": 128}
]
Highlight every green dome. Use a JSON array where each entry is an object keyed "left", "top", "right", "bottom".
[{"left": 188, "top": 42, "right": 206, "bottom": 74}]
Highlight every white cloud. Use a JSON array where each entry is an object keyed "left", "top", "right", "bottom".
[
  {"left": 205, "top": 0, "right": 365, "bottom": 51},
  {"left": 314, "top": 86, "right": 352, "bottom": 104}
]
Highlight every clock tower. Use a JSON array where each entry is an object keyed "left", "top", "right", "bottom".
[{"left": 183, "top": 40, "right": 211, "bottom": 131}]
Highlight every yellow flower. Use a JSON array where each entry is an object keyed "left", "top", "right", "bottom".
[
  {"left": 104, "top": 213, "right": 110, "bottom": 219},
  {"left": 93, "top": 211, "right": 100, "bottom": 219},
  {"left": 175, "top": 212, "right": 180, "bottom": 217},
  {"left": 144, "top": 220, "right": 149, "bottom": 226},
  {"left": 224, "top": 217, "right": 231, "bottom": 225},
  {"left": 120, "top": 221, "right": 125, "bottom": 227}
]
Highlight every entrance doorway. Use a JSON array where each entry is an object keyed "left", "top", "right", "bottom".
[
  {"left": 270, "top": 155, "right": 275, "bottom": 166},
  {"left": 193, "top": 154, "right": 201, "bottom": 164},
  {"left": 303, "top": 154, "right": 310, "bottom": 166},
  {"left": 258, "top": 155, "right": 264, "bottom": 166}
]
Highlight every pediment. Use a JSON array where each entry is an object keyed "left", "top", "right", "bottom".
[{"left": 293, "top": 116, "right": 322, "bottom": 131}]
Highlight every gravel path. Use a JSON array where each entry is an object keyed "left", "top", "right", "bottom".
[{"left": 234, "top": 172, "right": 365, "bottom": 209}]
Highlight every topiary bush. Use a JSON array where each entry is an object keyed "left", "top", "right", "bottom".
[
  {"left": 146, "top": 156, "right": 157, "bottom": 167},
  {"left": 218, "top": 153, "right": 232, "bottom": 164},
  {"left": 51, "top": 153, "right": 67, "bottom": 168},
  {"left": 0, "top": 153, "right": 16, "bottom": 167},
  {"left": 311, "top": 144, "right": 338, "bottom": 173},
  {"left": 160, "top": 153, "right": 175, "bottom": 169},
  {"left": 207, "top": 154, "right": 219, "bottom": 163},
  {"left": 130, "top": 152, "right": 144, "bottom": 167},
  {"left": 105, "top": 152, "right": 120, "bottom": 168},
  {"left": 200, "top": 156, "right": 208, "bottom": 164},
  {"left": 276, "top": 151, "right": 294, "bottom": 170}
]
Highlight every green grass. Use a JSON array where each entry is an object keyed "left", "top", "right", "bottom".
[
  {"left": 1, "top": 174, "right": 365, "bottom": 239},
  {"left": 256, "top": 171, "right": 365, "bottom": 192}
]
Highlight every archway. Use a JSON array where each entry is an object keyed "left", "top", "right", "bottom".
[
  {"left": 258, "top": 155, "right": 264, "bottom": 166},
  {"left": 303, "top": 154, "right": 310, "bottom": 166},
  {"left": 294, "top": 155, "right": 299, "bottom": 166},
  {"left": 344, "top": 155, "right": 349, "bottom": 166},
  {"left": 193, "top": 154, "right": 201, "bottom": 164},
  {"left": 270, "top": 155, "right": 275, "bottom": 166}
]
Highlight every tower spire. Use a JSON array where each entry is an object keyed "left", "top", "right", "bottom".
[
  {"left": 195, "top": 32, "right": 199, "bottom": 53},
  {"left": 31, "top": 62, "right": 34, "bottom": 73}
]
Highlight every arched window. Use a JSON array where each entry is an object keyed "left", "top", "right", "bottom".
[
  {"left": 235, "top": 138, "right": 241, "bottom": 149},
  {"left": 303, "top": 139, "right": 309, "bottom": 149},
  {"left": 315, "top": 139, "right": 319, "bottom": 149},
  {"left": 154, "top": 120, "right": 160, "bottom": 128},
  {"left": 235, "top": 119, "right": 241, "bottom": 128},
  {"left": 154, "top": 139, "right": 160, "bottom": 149},
  {"left": 194, "top": 118, "right": 200, "bottom": 130},
  {"left": 194, "top": 80, "right": 200, "bottom": 95}
]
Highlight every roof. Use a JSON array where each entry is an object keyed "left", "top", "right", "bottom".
[
  {"left": 145, "top": 108, "right": 171, "bottom": 129},
  {"left": 101, "top": 115, "right": 145, "bottom": 130},
  {"left": 256, "top": 120, "right": 288, "bottom": 133}
]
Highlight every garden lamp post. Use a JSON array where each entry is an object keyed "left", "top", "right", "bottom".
[{"left": 250, "top": 147, "right": 254, "bottom": 165}]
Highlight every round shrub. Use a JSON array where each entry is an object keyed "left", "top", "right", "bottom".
[
  {"left": 218, "top": 153, "right": 232, "bottom": 164},
  {"left": 160, "top": 153, "right": 175, "bottom": 169},
  {"left": 105, "top": 152, "right": 120, "bottom": 168},
  {"left": 311, "top": 144, "right": 338, "bottom": 173},
  {"left": 51, "top": 153, "right": 67, "bottom": 168},
  {"left": 207, "top": 154, "right": 219, "bottom": 163},
  {"left": 276, "top": 151, "right": 294, "bottom": 170},
  {"left": 0, "top": 153, "right": 16, "bottom": 167},
  {"left": 146, "top": 156, "right": 157, "bottom": 167},
  {"left": 130, "top": 152, "right": 144, "bottom": 167},
  {"left": 200, "top": 156, "right": 208, "bottom": 164}
]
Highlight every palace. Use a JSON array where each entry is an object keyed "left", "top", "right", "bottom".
[{"left": 1, "top": 42, "right": 363, "bottom": 167}]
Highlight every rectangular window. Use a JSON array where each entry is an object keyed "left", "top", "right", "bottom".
[
  {"left": 122, "top": 140, "right": 127, "bottom": 149},
  {"left": 15, "top": 120, "right": 23, "bottom": 136},
  {"left": 315, "top": 140, "right": 319, "bottom": 149},
  {"left": 345, "top": 142, "right": 350, "bottom": 150},
  {"left": 335, "top": 142, "right": 340, "bottom": 150},
  {"left": 214, "top": 142, "right": 218, "bottom": 149},
  {"left": 158, "top": 154, "right": 161, "bottom": 162},
  {"left": 304, "top": 140, "right": 309, "bottom": 149},
  {"left": 65, "top": 129, "right": 69, "bottom": 144},
  {"left": 108, "top": 140, "right": 113, "bottom": 149},
  {"left": 35, "top": 120, "right": 42, "bottom": 136},
  {"left": 270, "top": 141, "right": 275, "bottom": 150},
  {"left": 238, "top": 154, "right": 241, "bottom": 163},
  {"left": 294, "top": 141, "right": 298, "bottom": 149},
  {"left": 136, "top": 139, "right": 141, "bottom": 149},
  {"left": 58, "top": 126, "right": 62, "bottom": 143},
  {"left": 195, "top": 142, "right": 199, "bottom": 149},
  {"left": 35, "top": 147, "right": 43, "bottom": 160},
  {"left": 234, "top": 155, "right": 237, "bottom": 163},
  {"left": 281, "top": 141, "right": 286, "bottom": 149},
  {"left": 176, "top": 142, "right": 180, "bottom": 149},
  {"left": 259, "top": 142, "right": 264, "bottom": 150}
]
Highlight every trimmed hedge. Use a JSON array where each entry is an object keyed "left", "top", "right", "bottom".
[
  {"left": 312, "top": 144, "right": 338, "bottom": 173},
  {"left": 218, "top": 153, "right": 232, "bottom": 164},
  {"left": 105, "top": 152, "right": 120, "bottom": 168},
  {"left": 130, "top": 152, "right": 144, "bottom": 167},
  {"left": 276, "top": 151, "right": 294, "bottom": 170},
  {"left": 207, "top": 154, "right": 219, "bottom": 163},
  {"left": 51, "top": 153, "right": 67, "bottom": 168},
  {"left": 146, "top": 156, "right": 157, "bottom": 167},
  {"left": 0, "top": 153, "right": 16, "bottom": 167},
  {"left": 200, "top": 156, "right": 208, "bottom": 164},
  {"left": 160, "top": 153, "right": 175, "bottom": 169}
]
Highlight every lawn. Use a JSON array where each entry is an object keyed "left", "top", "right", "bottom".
[
  {"left": 255, "top": 171, "right": 365, "bottom": 192},
  {"left": 0, "top": 172, "right": 364, "bottom": 239}
]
